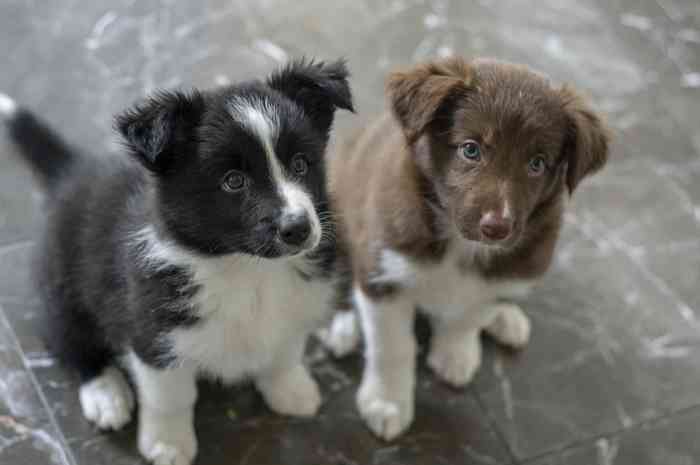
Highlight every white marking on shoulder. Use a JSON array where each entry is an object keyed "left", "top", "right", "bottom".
[
  {"left": 0, "top": 93, "right": 18, "bottom": 118},
  {"left": 131, "top": 226, "right": 189, "bottom": 273},
  {"left": 369, "top": 248, "right": 415, "bottom": 286}
]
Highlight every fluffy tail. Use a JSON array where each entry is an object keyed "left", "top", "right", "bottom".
[{"left": 0, "top": 93, "right": 77, "bottom": 188}]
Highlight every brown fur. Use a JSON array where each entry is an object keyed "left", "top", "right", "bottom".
[{"left": 329, "top": 57, "right": 610, "bottom": 300}]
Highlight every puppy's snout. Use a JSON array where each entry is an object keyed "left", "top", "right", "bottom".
[
  {"left": 278, "top": 212, "right": 311, "bottom": 247},
  {"left": 479, "top": 212, "right": 513, "bottom": 242}
]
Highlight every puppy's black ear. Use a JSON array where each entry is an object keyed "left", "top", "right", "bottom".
[
  {"left": 115, "top": 90, "right": 205, "bottom": 173},
  {"left": 559, "top": 85, "right": 610, "bottom": 194},
  {"left": 387, "top": 57, "right": 473, "bottom": 143},
  {"left": 267, "top": 58, "right": 354, "bottom": 136}
]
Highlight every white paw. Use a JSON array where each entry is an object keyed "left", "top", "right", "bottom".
[
  {"left": 485, "top": 303, "right": 531, "bottom": 349},
  {"left": 428, "top": 332, "right": 481, "bottom": 387},
  {"left": 138, "top": 410, "right": 197, "bottom": 465},
  {"left": 316, "top": 311, "right": 360, "bottom": 358},
  {"left": 357, "top": 378, "right": 413, "bottom": 441},
  {"left": 142, "top": 442, "right": 195, "bottom": 465},
  {"left": 79, "top": 367, "right": 135, "bottom": 430},
  {"left": 257, "top": 365, "right": 322, "bottom": 417}
]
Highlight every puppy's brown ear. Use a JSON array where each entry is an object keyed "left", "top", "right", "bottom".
[
  {"left": 387, "top": 57, "right": 472, "bottom": 142},
  {"left": 560, "top": 85, "right": 610, "bottom": 193}
]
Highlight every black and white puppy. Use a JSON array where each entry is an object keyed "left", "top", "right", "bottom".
[{"left": 0, "top": 59, "right": 353, "bottom": 465}]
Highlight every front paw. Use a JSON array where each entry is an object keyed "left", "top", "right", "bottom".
[
  {"left": 257, "top": 365, "right": 322, "bottom": 417},
  {"left": 428, "top": 332, "right": 481, "bottom": 387},
  {"left": 138, "top": 410, "right": 197, "bottom": 465},
  {"left": 79, "top": 367, "right": 135, "bottom": 431},
  {"left": 316, "top": 311, "right": 361, "bottom": 358},
  {"left": 357, "top": 377, "right": 414, "bottom": 441},
  {"left": 485, "top": 303, "right": 531, "bottom": 349}
]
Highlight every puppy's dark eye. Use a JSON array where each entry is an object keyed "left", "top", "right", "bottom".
[
  {"left": 221, "top": 171, "right": 248, "bottom": 193},
  {"left": 460, "top": 140, "right": 481, "bottom": 161},
  {"left": 291, "top": 154, "right": 309, "bottom": 176},
  {"left": 528, "top": 156, "right": 547, "bottom": 176}
]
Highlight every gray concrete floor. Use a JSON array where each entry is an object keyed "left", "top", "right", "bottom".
[{"left": 1, "top": 0, "right": 700, "bottom": 464}]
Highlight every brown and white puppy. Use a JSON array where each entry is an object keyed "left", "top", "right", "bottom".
[{"left": 320, "top": 57, "right": 610, "bottom": 440}]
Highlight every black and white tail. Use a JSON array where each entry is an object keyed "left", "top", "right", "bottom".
[{"left": 0, "top": 93, "right": 76, "bottom": 188}]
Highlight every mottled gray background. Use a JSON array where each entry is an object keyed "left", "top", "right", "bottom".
[{"left": 1, "top": 0, "right": 699, "bottom": 464}]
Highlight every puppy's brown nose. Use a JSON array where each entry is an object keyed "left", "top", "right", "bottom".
[{"left": 480, "top": 212, "right": 512, "bottom": 241}]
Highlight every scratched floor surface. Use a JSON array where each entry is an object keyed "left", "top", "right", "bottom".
[{"left": 1, "top": 0, "right": 699, "bottom": 464}]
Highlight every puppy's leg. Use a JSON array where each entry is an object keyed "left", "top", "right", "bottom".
[
  {"left": 316, "top": 309, "right": 361, "bottom": 358},
  {"left": 428, "top": 313, "right": 482, "bottom": 388},
  {"left": 484, "top": 302, "right": 531, "bottom": 349},
  {"left": 79, "top": 366, "right": 135, "bottom": 430},
  {"left": 128, "top": 353, "right": 198, "bottom": 465},
  {"left": 255, "top": 336, "right": 321, "bottom": 417},
  {"left": 355, "top": 288, "right": 416, "bottom": 441}
]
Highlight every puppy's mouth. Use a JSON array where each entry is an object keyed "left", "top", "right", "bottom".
[
  {"left": 274, "top": 232, "right": 321, "bottom": 257},
  {"left": 478, "top": 234, "right": 519, "bottom": 249}
]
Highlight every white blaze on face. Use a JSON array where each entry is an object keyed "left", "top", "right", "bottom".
[
  {"left": 227, "top": 98, "right": 321, "bottom": 248},
  {"left": 502, "top": 199, "right": 513, "bottom": 222},
  {"left": 499, "top": 181, "right": 513, "bottom": 222}
]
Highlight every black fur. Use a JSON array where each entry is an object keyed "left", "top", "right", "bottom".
[
  {"left": 5, "top": 109, "right": 77, "bottom": 187},
  {"left": 115, "top": 90, "right": 206, "bottom": 173},
  {"left": 3, "top": 59, "right": 352, "bottom": 379},
  {"left": 267, "top": 58, "right": 354, "bottom": 137}
]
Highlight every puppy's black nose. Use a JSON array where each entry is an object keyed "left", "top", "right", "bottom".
[
  {"left": 480, "top": 213, "right": 512, "bottom": 241},
  {"left": 279, "top": 213, "right": 311, "bottom": 247}
]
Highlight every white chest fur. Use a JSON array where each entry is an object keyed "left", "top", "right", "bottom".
[
  {"left": 374, "top": 241, "right": 533, "bottom": 324},
  {"left": 135, "top": 228, "right": 330, "bottom": 382},
  {"left": 168, "top": 256, "right": 330, "bottom": 381}
]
